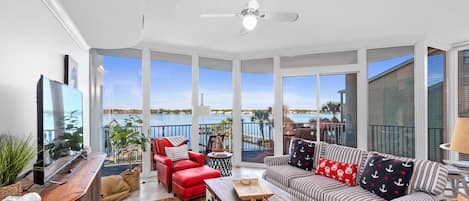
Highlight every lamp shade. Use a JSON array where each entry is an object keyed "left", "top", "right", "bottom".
[{"left": 450, "top": 117, "right": 469, "bottom": 154}]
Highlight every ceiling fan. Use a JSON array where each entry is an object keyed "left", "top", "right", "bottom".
[{"left": 200, "top": 0, "right": 299, "bottom": 34}]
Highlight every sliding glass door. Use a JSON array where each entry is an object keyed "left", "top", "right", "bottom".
[{"left": 282, "top": 73, "right": 357, "bottom": 154}]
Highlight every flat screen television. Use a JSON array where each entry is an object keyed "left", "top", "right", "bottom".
[{"left": 34, "top": 75, "right": 84, "bottom": 185}]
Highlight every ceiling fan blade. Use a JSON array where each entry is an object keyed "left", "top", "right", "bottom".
[
  {"left": 200, "top": 13, "right": 238, "bottom": 18},
  {"left": 260, "top": 12, "right": 299, "bottom": 22}
]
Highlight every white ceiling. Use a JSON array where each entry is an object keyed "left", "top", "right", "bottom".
[{"left": 60, "top": 0, "right": 469, "bottom": 53}]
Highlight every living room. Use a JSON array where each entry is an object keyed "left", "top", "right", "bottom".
[{"left": 2, "top": 0, "right": 469, "bottom": 201}]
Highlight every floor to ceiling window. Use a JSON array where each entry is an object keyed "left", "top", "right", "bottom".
[
  {"left": 282, "top": 76, "right": 317, "bottom": 154},
  {"left": 199, "top": 57, "right": 232, "bottom": 153},
  {"left": 367, "top": 46, "right": 415, "bottom": 157},
  {"left": 241, "top": 58, "right": 274, "bottom": 163},
  {"left": 427, "top": 48, "right": 446, "bottom": 161},
  {"left": 102, "top": 52, "right": 143, "bottom": 166},
  {"left": 282, "top": 73, "right": 357, "bottom": 153},
  {"left": 320, "top": 74, "right": 357, "bottom": 147},
  {"left": 458, "top": 49, "right": 469, "bottom": 160},
  {"left": 150, "top": 52, "right": 193, "bottom": 148}
]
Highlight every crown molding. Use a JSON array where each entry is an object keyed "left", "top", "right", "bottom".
[{"left": 42, "top": 0, "right": 90, "bottom": 50}]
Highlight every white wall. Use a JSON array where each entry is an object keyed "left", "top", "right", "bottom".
[{"left": 0, "top": 0, "right": 90, "bottom": 147}]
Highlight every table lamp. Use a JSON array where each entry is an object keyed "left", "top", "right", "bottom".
[
  {"left": 441, "top": 117, "right": 469, "bottom": 168},
  {"left": 450, "top": 117, "right": 469, "bottom": 154}
]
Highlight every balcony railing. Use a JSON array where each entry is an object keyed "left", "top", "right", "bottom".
[
  {"left": 368, "top": 124, "right": 444, "bottom": 161},
  {"left": 320, "top": 123, "right": 346, "bottom": 145},
  {"left": 102, "top": 123, "right": 445, "bottom": 166},
  {"left": 103, "top": 122, "right": 274, "bottom": 165}
]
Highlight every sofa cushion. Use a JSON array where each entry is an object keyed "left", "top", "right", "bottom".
[
  {"left": 360, "top": 153, "right": 414, "bottom": 200},
  {"left": 411, "top": 160, "right": 448, "bottom": 195},
  {"left": 288, "top": 139, "right": 316, "bottom": 171},
  {"left": 289, "top": 138, "right": 324, "bottom": 169},
  {"left": 324, "top": 144, "right": 368, "bottom": 184},
  {"left": 316, "top": 158, "right": 358, "bottom": 186},
  {"left": 290, "top": 175, "right": 349, "bottom": 201},
  {"left": 173, "top": 160, "right": 200, "bottom": 172},
  {"left": 325, "top": 144, "right": 368, "bottom": 167},
  {"left": 264, "top": 165, "right": 311, "bottom": 187},
  {"left": 172, "top": 166, "right": 221, "bottom": 187},
  {"left": 368, "top": 151, "right": 448, "bottom": 196},
  {"left": 323, "top": 186, "right": 384, "bottom": 201}
]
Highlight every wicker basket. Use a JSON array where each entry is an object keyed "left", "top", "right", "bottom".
[
  {"left": 120, "top": 169, "right": 140, "bottom": 192},
  {"left": 0, "top": 182, "right": 22, "bottom": 200}
]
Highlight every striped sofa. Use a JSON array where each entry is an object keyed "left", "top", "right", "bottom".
[{"left": 263, "top": 141, "right": 448, "bottom": 201}]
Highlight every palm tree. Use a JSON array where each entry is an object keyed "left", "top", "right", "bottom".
[
  {"left": 321, "top": 101, "right": 341, "bottom": 122},
  {"left": 251, "top": 110, "right": 271, "bottom": 142}
]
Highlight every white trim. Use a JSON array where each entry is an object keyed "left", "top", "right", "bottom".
[
  {"left": 414, "top": 42, "right": 429, "bottom": 160},
  {"left": 426, "top": 40, "right": 451, "bottom": 51},
  {"left": 316, "top": 74, "right": 321, "bottom": 142},
  {"left": 136, "top": 41, "right": 235, "bottom": 61},
  {"left": 191, "top": 55, "right": 200, "bottom": 152},
  {"left": 232, "top": 58, "right": 242, "bottom": 166},
  {"left": 447, "top": 49, "right": 459, "bottom": 160},
  {"left": 239, "top": 35, "right": 423, "bottom": 60},
  {"left": 452, "top": 44, "right": 469, "bottom": 52},
  {"left": 279, "top": 64, "right": 361, "bottom": 77},
  {"left": 141, "top": 47, "right": 151, "bottom": 177},
  {"left": 137, "top": 36, "right": 428, "bottom": 62},
  {"left": 273, "top": 56, "right": 283, "bottom": 156},
  {"left": 41, "top": 0, "right": 90, "bottom": 50},
  {"left": 356, "top": 48, "right": 368, "bottom": 150},
  {"left": 452, "top": 41, "right": 469, "bottom": 50}
]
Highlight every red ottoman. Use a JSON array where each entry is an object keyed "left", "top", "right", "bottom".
[{"left": 172, "top": 166, "right": 221, "bottom": 201}]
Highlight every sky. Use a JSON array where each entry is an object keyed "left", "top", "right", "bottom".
[{"left": 103, "top": 53, "right": 444, "bottom": 110}]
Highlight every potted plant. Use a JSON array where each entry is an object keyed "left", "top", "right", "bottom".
[
  {"left": 109, "top": 116, "right": 148, "bottom": 192},
  {"left": 0, "top": 134, "right": 35, "bottom": 200}
]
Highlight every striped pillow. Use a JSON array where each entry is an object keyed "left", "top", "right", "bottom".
[
  {"left": 165, "top": 145, "right": 189, "bottom": 161},
  {"left": 411, "top": 160, "right": 448, "bottom": 195}
]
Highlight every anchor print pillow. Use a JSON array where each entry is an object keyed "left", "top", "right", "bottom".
[
  {"left": 288, "top": 139, "right": 315, "bottom": 171},
  {"left": 359, "top": 153, "right": 414, "bottom": 200},
  {"left": 315, "top": 158, "right": 358, "bottom": 186}
]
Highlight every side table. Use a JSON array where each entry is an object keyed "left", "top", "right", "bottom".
[
  {"left": 444, "top": 160, "right": 469, "bottom": 198},
  {"left": 207, "top": 152, "right": 232, "bottom": 177}
]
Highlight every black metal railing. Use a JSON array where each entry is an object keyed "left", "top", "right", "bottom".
[
  {"left": 242, "top": 122, "right": 274, "bottom": 152},
  {"left": 428, "top": 127, "right": 444, "bottom": 162},
  {"left": 198, "top": 123, "right": 232, "bottom": 153},
  {"left": 320, "top": 123, "right": 346, "bottom": 145},
  {"left": 149, "top": 124, "right": 193, "bottom": 147},
  {"left": 368, "top": 124, "right": 415, "bottom": 158},
  {"left": 368, "top": 124, "right": 444, "bottom": 161}
]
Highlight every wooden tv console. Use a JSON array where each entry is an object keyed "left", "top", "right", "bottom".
[{"left": 21, "top": 152, "right": 106, "bottom": 201}]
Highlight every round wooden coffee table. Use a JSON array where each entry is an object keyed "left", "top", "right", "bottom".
[{"left": 207, "top": 152, "right": 232, "bottom": 177}]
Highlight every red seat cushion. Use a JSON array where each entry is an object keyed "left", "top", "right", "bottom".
[
  {"left": 173, "top": 160, "right": 200, "bottom": 172},
  {"left": 172, "top": 166, "right": 221, "bottom": 187}
]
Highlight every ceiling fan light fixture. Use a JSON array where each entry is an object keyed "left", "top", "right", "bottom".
[{"left": 242, "top": 14, "right": 257, "bottom": 31}]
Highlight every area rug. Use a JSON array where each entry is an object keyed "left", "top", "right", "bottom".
[{"left": 155, "top": 197, "right": 205, "bottom": 201}]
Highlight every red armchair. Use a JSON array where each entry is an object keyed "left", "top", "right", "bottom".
[{"left": 151, "top": 138, "right": 204, "bottom": 192}]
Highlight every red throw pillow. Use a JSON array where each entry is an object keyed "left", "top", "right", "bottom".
[{"left": 315, "top": 158, "right": 358, "bottom": 186}]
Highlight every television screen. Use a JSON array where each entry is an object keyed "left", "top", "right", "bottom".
[{"left": 34, "top": 75, "right": 83, "bottom": 184}]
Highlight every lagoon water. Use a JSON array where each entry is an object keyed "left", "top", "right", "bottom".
[{"left": 103, "top": 113, "right": 337, "bottom": 126}]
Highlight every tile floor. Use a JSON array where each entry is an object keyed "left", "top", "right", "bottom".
[
  {"left": 123, "top": 167, "right": 466, "bottom": 201},
  {"left": 123, "top": 167, "right": 265, "bottom": 201}
]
